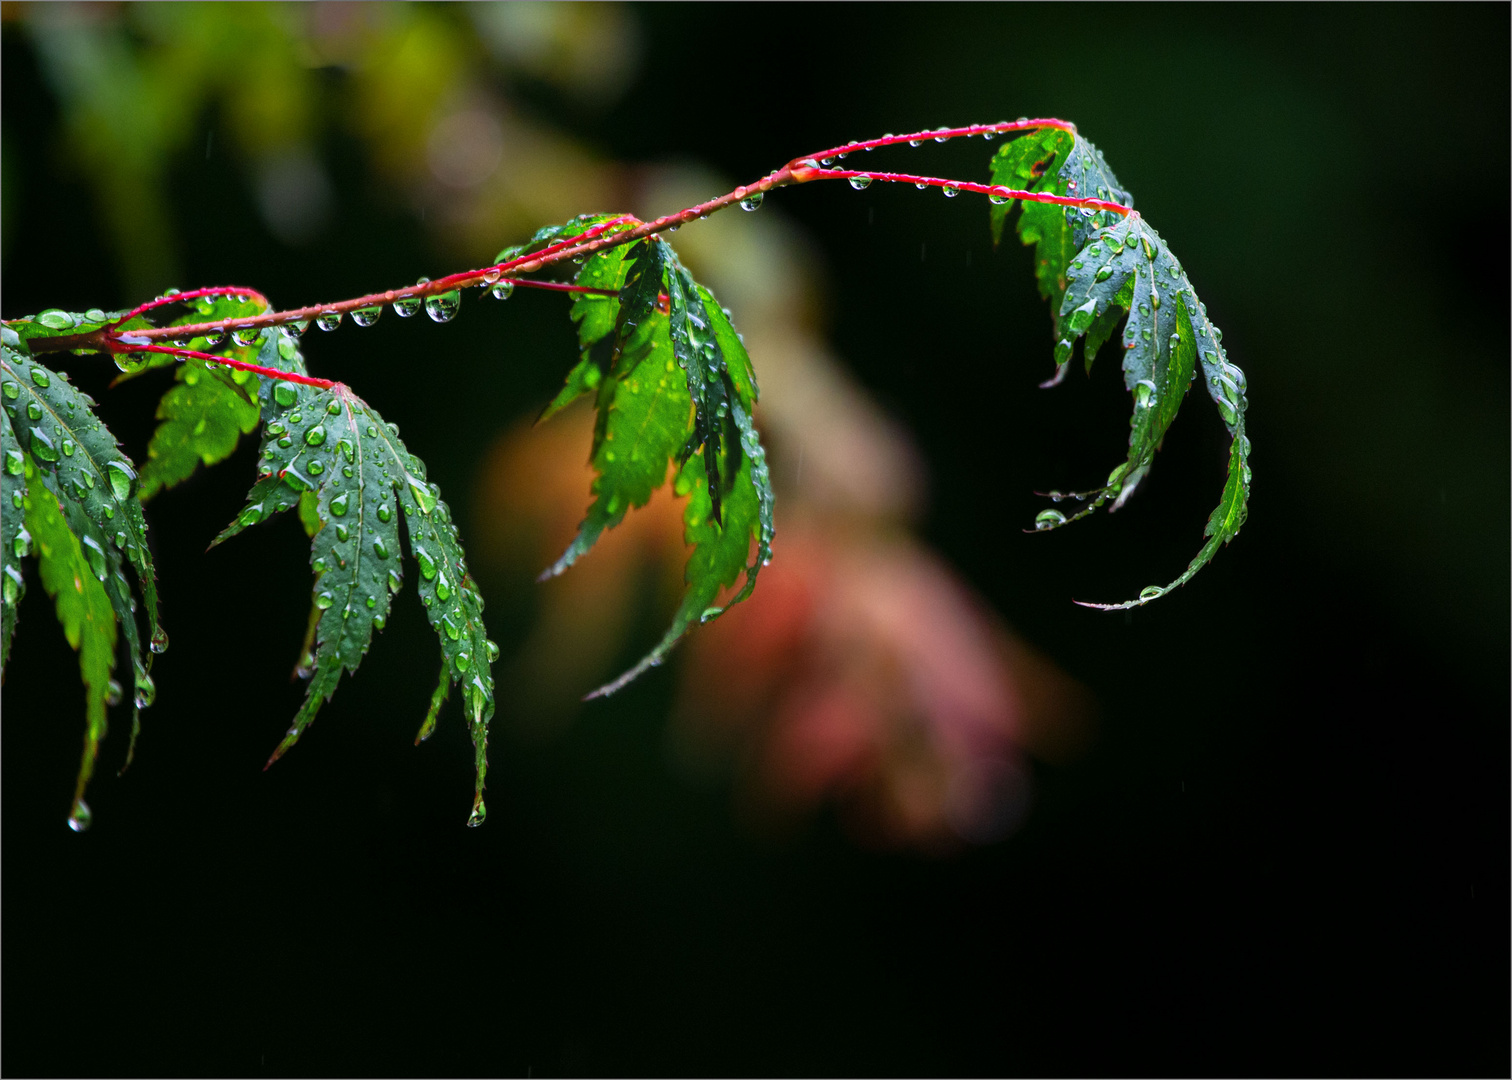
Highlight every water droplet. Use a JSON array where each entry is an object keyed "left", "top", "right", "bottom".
[
  {"left": 304, "top": 425, "right": 326, "bottom": 447},
  {"left": 329, "top": 493, "right": 349, "bottom": 517},
  {"left": 280, "top": 466, "right": 311, "bottom": 492},
  {"left": 1, "top": 381, "right": 17, "bottom": 400},
  {"left": 373, "top": 537, "right": 390, "bottom": 559},
  {"left": 232, "top": 327, "right": 261, "bottom": 348},
  {"left": 848, "top": 175, "right": 873, "bottom": 190},
  {"left": 425, "top": 290, "right": 461, "bottom": 323},
  {"left": 739, "top": 192, "right": 764, "bottom": 211},
  {"left": 942, "top": 185, "right": 959, "bottom": 198},
  {"left": 436, "top": 575, "right": 452, "bottom": 602},
  {"left": 12, "top": 528, "right": 30, "bottom": 559},
  {"left": 68, "top": 799, "right": 92, "bottom": 832},
  {"left": 150, "top": 626, "right": 170, "bottom": 654},
  {"left": 352, "top": 305, "right": 382, "bottom": 328},
  {"left": 485, "top": 639, "right": 501, "bottom": 663},
  {"left": 239, "top": 505, "right": 263, "bottom": 528},
  {"left": 1035, "top": 509, "right": 1067, "bottom": 530},
  {"left": 933, "top": 127, "right": 950, "bottom": 142},
  {"left": 307, "top": 460, "right": 325, "bottom": 476},
  {"left": 988, "top": 186, "right": 1012, "bottom": 205},
  {"left": 30, "top": 367, "right": 51, "bottom": 388},
  {"left": 273, "top": 382, "right": 299, "bottom": 407},
  {"left": 467, "top": 800, "right": 487, "bottom": 828},
  {"left": 291, "top": 319, "right": 311, "bottom": 335},
  {"left": 908, "top": 138, "right": 923, "bottom": 147},
  {"left": 316, "top": 310, "right": 343, "bottom": 332},
  {"left": 1139, "top": 586, "right": 1165, "bottom": 601},
  {"left": 204, "top": 329, "right": 226, "bottom": 347},
  {"left": 29, "top": 428, "right": 58, "bottom": 462},
  {"left": 4, "top": 448, "right": 22, "bottom": 476},
  {"left": 491, "top": 279, "right": 515, "bottom": 301},
  {"left": 37, "top": 309, "right": 75, "bottom": 330},
  {"left": 335, "top": 523, "right": 349, "bottom": 542},
  {"left": 25, "top": 401, "right": 42, "bottom": 422},
  {"left": 415, "top": 547, "right": 437, "bottom": 580},
  {"left": 1068, "top": 298, "right": 1098, "bottom": 334},
  {"left": 312, "top": 591, "right": 335, "bottom": 612},
  {"left": 407, "top": 477, "right": 436, "bottom": 514},
  {"left": 1095, "top": 263, "right": 1114, "bottom": 283},
  {"left": 375, "top": 503, "right": 392, "bottom": 523}
]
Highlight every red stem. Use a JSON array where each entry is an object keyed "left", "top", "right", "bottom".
[
  {"left": 34, "top": 118, "right": 1108, "bottom": 366},
  {"left": 791, "top": 118, "right": 1076, "bottom": 164},
  {"left": 106, "top": 285, "right": 270, "bottom": 329},
  {"left": 786, "top": 167, "right": 1132, "bottom": 217},
  {"left": 111, "top": 341, "right": 336, "bottom": 389}
]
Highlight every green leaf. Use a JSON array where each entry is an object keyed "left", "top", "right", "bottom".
[
  {"left": 989, "top": 129, "right": 1134, "bottom": 378},
  {"left": 543, "top": 240, "right": 691, "bottom": 579},
  {"left": 138, "top": 359, "right": 260, "bottom": 500},
  {"left": 1023, "top": 211, "right": 1250, "bottom": 606},
  {"left": 538, "top": 234, "right": 776, "bottom": 696},
  {"left": 2, "top": 405, "right": 29, "bottom": 669},
  {"left": 588, "top": 397, "right": 773, "bottom": 699},
  {"left": 1, "top": 345, "right": 160, "bottom": 768},
  {"left": 22, "top": 453, "right": 117, "bottom": 830},
  {"left": 217, "top": 355, "right": 497, "bottom": 824}
]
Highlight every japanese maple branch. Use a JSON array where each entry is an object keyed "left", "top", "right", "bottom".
[{"left": 30, "top": 118, "right": 1126, "bottom": 361}]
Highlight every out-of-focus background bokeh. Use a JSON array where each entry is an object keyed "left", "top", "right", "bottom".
[{"left": 3, "top": 4, "right": 1506, "bottom": 1075}]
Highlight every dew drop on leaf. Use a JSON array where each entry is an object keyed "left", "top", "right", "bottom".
[
  {"left": 273, "top": 382, "right": 300, "bottom": 407},
  {"left": 105, "top": 460, "right": 137, "bottom": 500},
  {"left": 30, "top": 367, "right": 50, "bottom": 388},
  {"left": 37, "top": 309, "right": 75, "bottom": 331}
]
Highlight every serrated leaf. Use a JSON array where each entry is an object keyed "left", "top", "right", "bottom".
[
  {"left": 138, "top": 359, "right": 260, "bottom": 500},
  {"left": 1026, "top": 211, "right": 1249, "bottom": 605},
  {"left": 543, "top": 240, "right": 691, "bottom": 579},
  {"left": 990, "top": 129, "right": 1133, "bottom": 371},
  {"left": 218, "top": 362, "right": 496, "bottom": 824},
  {"left": 22, "top": 453, "right": 117, "bottom": 829},
  {"left": 2, "top": 406, "right": 29, "bottom": 668},
  {"left": 1, "top": 346, "right": 159, "bottom": 760},
  {"left": 538, "top": 231, "right": 776, "bottom": 695},
  {"left": 588, "top": 397, "right": 773, "bottom": 699}
]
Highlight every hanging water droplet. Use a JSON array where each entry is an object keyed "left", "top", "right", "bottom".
[
  {"left": 316, "top": 310, "right": 343, "bottom": 331},
  {"left": 988, "top": 186, "right": 1012, "bottom": 205},
  {"left": 933, "top": 127, "right": 950, "bottom": 142},
  {"left": 848, "top": 175, "right": 873, "bottom": 190},
  {"left": 134, "top": 669, "right": 156, "bottom": 708},
  {"left": 491, "top": 279, "right": 514, "bottom": 301},
  {"left": 232, "top": 327, "right": 261, "bottom": 348},
  {"left": 467, "top": 800, "right": 487, "bottom": 828},
  {"left": 739, "top": 192, "right": 764, "bottom": 211},
  {"left": 485, "top": 639, "right": 501, "bottom": 663},
  {"left": 942, "top": 185, "right": 959, "bottom": 198},
  {"left": 150, "top": 626, "right": 169, "bottom": 654},
  {"left": 204, "top": 329, "right": 226, "bottom": 347},
  {"left": 352, "top": 305, "right": 382, "bottom": 327},
  {"left": 1139, "top": 586, "right": 1165, "bottom": 602},
  {"left": 425, "top": 290, "right": 461, "bottom": 323},
  {"left": 1034, "top": 509, "right": 1066, "bottom": 530},
  {"left": 68, "top": 799, "right": 92, "bottom": 833}
]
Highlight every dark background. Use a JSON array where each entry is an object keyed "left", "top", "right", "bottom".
[{"left": 3, "top": 4, "right": 1507, "bottom": 1076}]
